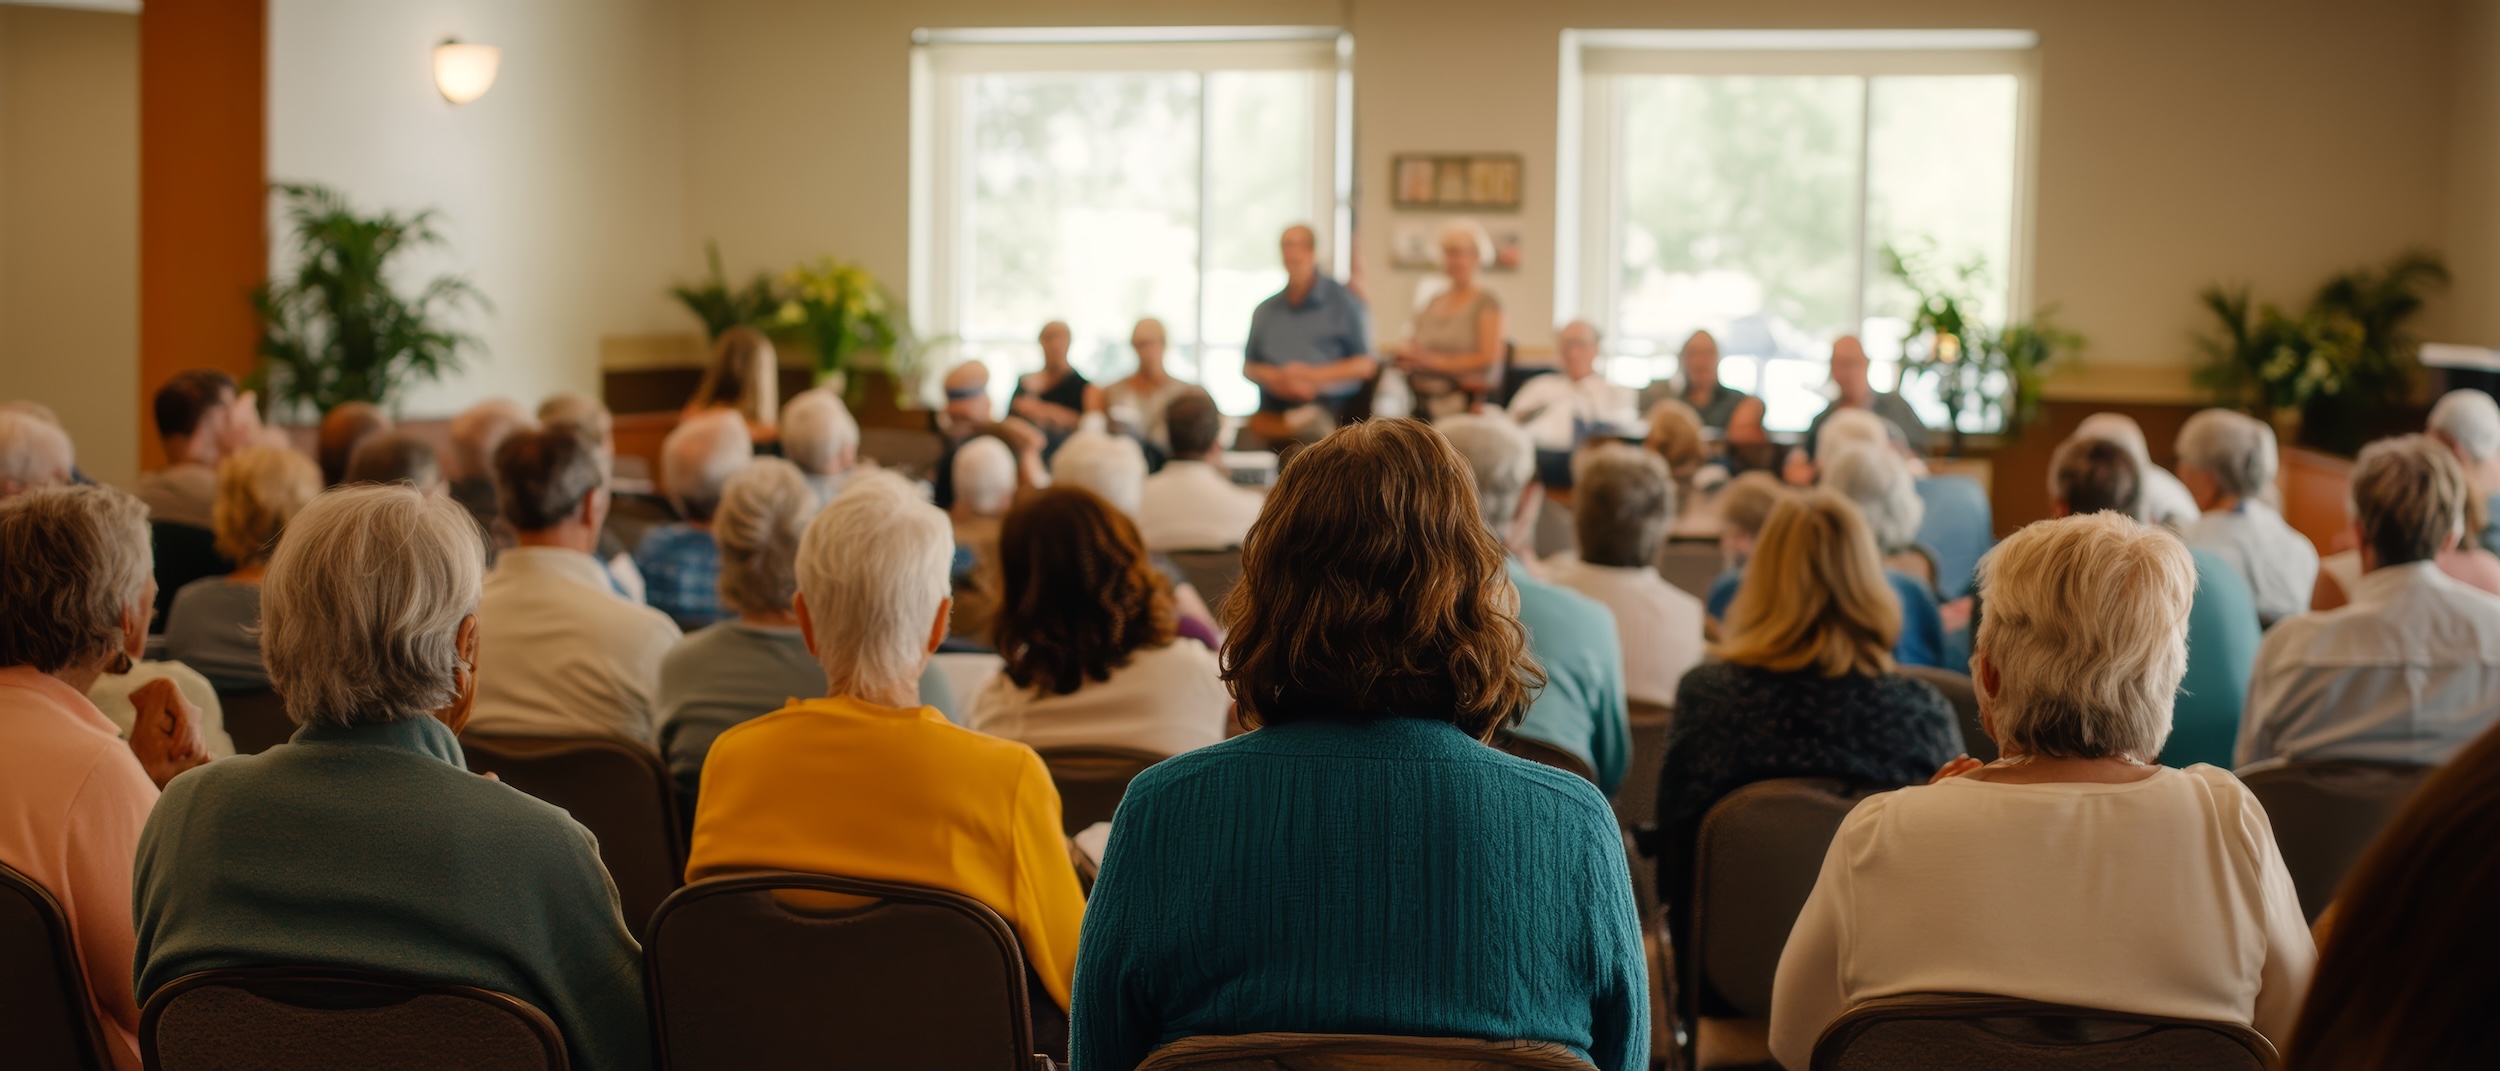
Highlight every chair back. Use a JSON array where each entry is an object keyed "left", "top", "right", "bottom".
[
  {"left": 140, "top": 967, "right": 565, "bottom": 1071},
  {"left": 646, "top": 872, "right": 1040, "bottom": 1071},
  {"left": 215, "top": 689, "right": 297, "bottom": 756},
  {"left": 1165, "top": 549, "right": 1244, "bottom": 622},
  {"left": 1653, "top": 540, "right": 1723, "bottom": 602},
  {"left": 1612, "top": 702, "right": 1674, "bottom": 831},
  {"left": 0, "top": 861, "right": 112, "bottom": 1071},
  {"left": 1811, "top": 993, "right": 2275, "bottom": 1071},
  {"left": 1896, "top": 665, "right": 1989, "bottom": 762},
  {"left": 457, "top": 733, "right": 685, "bottom": 937},
  {"left": 1493, "top": 732, "right": 1599, "bottom": 786},
  {"left": 1035, "top": 746, "right": 1168, "bottom": 835},
  {"left": 2240, "top": 760, "right": 2435, "bottom": 923},
  {"left": 1138, "top": 1032, "right": 1600, "bottom": 1070},
  {"left": 1692, "top": 778, "right": 1887, "bottom": 1020}
]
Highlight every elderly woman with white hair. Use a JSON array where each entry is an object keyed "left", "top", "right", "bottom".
[
  {"left": 1, "top": 487, "right": 208, "bottom": 1071},
  {"left": 1391, "top": 218, "right": 1506, "bottom": 419},
  {"left": 0, "top": 407, "right": 75, "bottom": 498},
  {"left": 129, "top": 485, "right": 654, "bottom": 1071},
  {"left": 657, "top": 459, "right": 952, "bottom": 807},
  {"left": 686, "top": 470, "right": 1086, "bottom": 1057},
  {"left": 2425, "top": 387, "right": 2500, "bottom": 556},
  {"left": 1768, "top": 511, "right": 2315, "bottom": 1069},
  {"left": 636, "top": 408, "right": 757, "bottom": 629},
  {"left": 778, "top": 388, "right": 860, "bottom": 503},
  {"left": 2176, "top": 408, "right": 2319, "bottom": 625}
]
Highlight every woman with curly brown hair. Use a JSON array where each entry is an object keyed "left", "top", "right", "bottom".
[
  {"left": 1069, "top": 418, "right": 1649, "bottom": 1071},
  {"left": 965, "top": 486, "right": 1227, "bottom": 756}
]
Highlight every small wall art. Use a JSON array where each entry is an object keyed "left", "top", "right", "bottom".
[{"left": 1391, "top": 152, "right": 1523, "bottom": 211}]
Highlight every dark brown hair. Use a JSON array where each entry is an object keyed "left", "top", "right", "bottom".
[
  {"left": 992, "top": 486, "right": 1176, "bottom": 695},
  {"left": 2287, "top": 720, "right": 2500, "bottom": 1069},
  {"left": 152, "top": 369, "right": 236, "bottom": 439},
  {"left": 494, "top": 425, "right": 606, "bottom": 532},
  {"left": 2052, "top": 437, "right": 2141, "bottom": 517},
  {"left": 1222, "top": 418, "right": 1541, "bottom": 738}
]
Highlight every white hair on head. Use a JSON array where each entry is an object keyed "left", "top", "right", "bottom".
[
  {"left": 952, "top": 436, "right": 1017, "bottom": 517},
  {"left": 1437, "top": 217, "right": 1495, "bottom": 264},
  {"left": 714, "top": 457, "right": 819, "bottom": 618},
  {"left": 1976, "top": 511, "right": 2196, "bottom": 760},
  {"left": 795, "top": 469, "right": 953, "bottom": 699},
  {"left": 1814, "top": 407, "right": 1896, "bottom": 459},
  {"left": 261, "top": 484, "right": 485, "bottom": 729},
  {"left": 661, "top": 408, "right": 756, "bottom": 520},
  {"left": 1049, "top": 431, "right": 1147, "bottom": 518},
  {"left": 1820, "top": 444, "right": 1926, "bottom": 554},
  {"left": 448, "top": 398, "right": 532, "bottom": 477},
  {"left": 1436, "top": 412, "right": 1536, "bottom": 533},
  {"left": 2072, "top": 413, "right": 2155, "bottom": 468},
  {"left": 2427, "top": 389, "right": 2500, "bottom": 464},
  {"left": 0, "top": 410, "right": 74, "bottom": 497},
  {"left": 779, "top": 389, "right": 859, "bottom": 478},
  {"left": 2174, "top": 408, "right": 2278, "bottom": 501},
  {"left": 536, "top": 392, "right": 613, "bottom": 446}
]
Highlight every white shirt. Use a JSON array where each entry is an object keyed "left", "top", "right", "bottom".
[
  {"left": 966, "top": 641, "right": 1229, "bottom": 757},
  {"left": 2140, "top": 465, "right": 2203, "bottom": 531},
  {"left": 469, "top": 545, "right": 683, "bottom": 743},
  {"left": 2184, "top": 500, "right": 2318, "bottom": 626},
  {"left": 1137, "top": 459, "right": 1266, "bottom": 552},
  {"left": 1542, "top": 554, "right": 1704, "bottom": 708},
  {"left": 2237, "top": 561, "right": 2500, "bottom": 771},
  {"left": 1769, "top": 766, "right": 2314, "bottom": 1070},
  {"left": 1505, "top": 371, "right": 1640, "bottom": 452}
]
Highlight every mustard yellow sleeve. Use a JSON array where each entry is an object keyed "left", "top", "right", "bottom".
[{"left": 1007, "top": 746, "right": 1088, "bottom": 1011}]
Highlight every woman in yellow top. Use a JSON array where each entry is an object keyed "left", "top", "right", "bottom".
[{"left": 684, "top": 470, "right": 1087, "bottom": 1055}]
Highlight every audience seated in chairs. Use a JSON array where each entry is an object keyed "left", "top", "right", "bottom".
[
  {"left": 2427, "top": 387, "right": 2500, "bottom": 559},
  {"left": 131, "top": 484, "right": 651, "bottom": 1071},
  {"left": 778, "top": 388, "right": 861, "bottom": 504},
  {"left": 658, "top": 458, "right": 952, "bottom": 806},
  {"left": 2177, "top": 408, "right": 2318, "bottom": 626},
  {"left": 539, "top": 391, "right": 643, "bottom": 594},
  {"left": 2314, "top": 435, "right": 2500, "bottom": 606},
  {"left": 685, "top": 471, "right": 1085, "bottom": 1055},
  {"left": 444, "top": 397, "right": 532, "bottom": 546},
  {"left": 1767, "top": 511, "right": 2314, "bottom": 1068},
  {"left": 2048, "top": 435, "right": 2259, "bottom": 771},
  {"left": 946, "top": 435, "right": 1018, "bottom": 648},
  {"left": 467, "top": 425, "right": 682, "bottom": 744},
  {"left": 314, "top": 401, "right": 390, "bottom": 486},
  {"left": 1071, "top": 417, "right": 1647, "bottom": 1071},
  {"left": 1542, "top": 444, "right": 1704, "bottom": 711},
  {"left": 0, "top": 406, "right": 75, "bottom": 498},
  {"left": 1439, "top": 414, "right": 1631, "bottom": 795},
  {"left": 637, "top": 409, "right": 754, "bottom": 630},
  {"left": 966, "top": 485, "right": 1228, "bottom": 756},
  {"left": 141, "top": 371, "right": 255, "bottom": 628},
  {"left": 162, "top": 446, "right": 321, "bottom": 693},
  {"left": 2239, "top": 435, "right": 2500, "bottom": 771},
  {"left": 1708, "top": 452, "right": 1948, "bottom": 670},
  {"left": 2286, "top": 717, "right": 2500, "bottom": 1070},
  {"left": 1054, "top": 429, "right": 1226, "bottom": 644},
  {"left": 1137, "top": 386, "right": 1263, "bottom": 552},
  {"left": 1660, "top": 489, "right": 1961, "bottom": 1057},
  {"left": 2075, "top": 411, "right": 2201, "bottom": 530},
  {"left": 343, "top": 430, "right": 444, "bottom": 492},
  {"left": 1, "top": 486, "right": 210, "bottom": 1071}
]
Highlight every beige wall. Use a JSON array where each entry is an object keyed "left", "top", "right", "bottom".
[
  {"left": 2453, "top": 0, "right": 2500, "bottom": 349},
  {"left": 269, "top": 0, "right": 690, "bottom": 419},
  {"left": 682, "top": 0, "right": 2470, "bottom": 402},
  {"left": 0, "top": 6, "right": 138, "bottom": 486}
]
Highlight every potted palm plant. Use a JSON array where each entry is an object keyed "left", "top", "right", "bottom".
[
  {"left": 2194, "top": 251, "right": 2445, "bottom": 455},
  {"left": 1884, "top": 244, "right": 2082, "bottom": 456},
  {"left": 251, "top": 183, "right": 486, "bottom": 416}
]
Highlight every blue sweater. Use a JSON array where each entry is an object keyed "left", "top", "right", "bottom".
[
  {"left": 132, "top": 717, "right": 651, "bottom": 1071},
  {"left": 1508, "top": 559, "right": 1631, "bottom": 793},
  {"left": 1070, "top": 717, "right": 1648, "bottom": 1071}
]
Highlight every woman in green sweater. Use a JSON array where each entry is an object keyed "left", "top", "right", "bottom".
[{"left": 1070, "top": 418, "right": 1649, "bottom": 1071}]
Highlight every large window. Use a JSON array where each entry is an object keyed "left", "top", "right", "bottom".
[
  {"left": 1560, "top": 31, "right": 2037, "bottom": 431},
  {"left": 913, "top": 28, "right": 1351, "bottom": 415}
]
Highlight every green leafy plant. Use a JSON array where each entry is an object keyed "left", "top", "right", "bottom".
[
  {"left": 2194, "top": 251, "right": 2446, "bottom": 454},
  {"left": 773, "top": 257, "right": 919, "bottom": 381},
  {"left": 668, "top": 241, "right": 783, "bottom": 340},
  {"left": 1884, "top": 243, "right": 2081, "bottom": 455},
  {"left": 251, "top": 183, "right": 485, "bottom": 413}
]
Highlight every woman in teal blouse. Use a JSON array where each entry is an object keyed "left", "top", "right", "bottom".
[{"left": 1070, "top": 418, "right": 1649, "bottom": 1071}]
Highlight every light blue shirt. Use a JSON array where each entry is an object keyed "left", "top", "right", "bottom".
[
  {"left": 1244, "top": 275, "right": 1371, "bottom": 412},
  {"left": 2238, "top": 561, "right": 2500, "bottom": 770},
  {"left": 1508, "top": 559, "right": 1631, "bottom": 794}
]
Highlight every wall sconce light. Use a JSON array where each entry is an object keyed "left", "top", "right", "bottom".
[{"left": 433, "top": 39, "right": 501, "bottom": 104}]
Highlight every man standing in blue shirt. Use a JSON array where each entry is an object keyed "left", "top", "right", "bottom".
[{"left": 1243, "top": 225, "right": 1375, "bottom": 439}]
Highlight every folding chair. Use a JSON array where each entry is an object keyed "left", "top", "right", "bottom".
[
  {"left": 0, "top": 861, "right": 112, "bottom": 1071},
  {"left": 140, "top": 967, "right": 565, "bottom": 1071},
  {"left": 1139, "top": 1032, "right": 1600, "bottom": 1070},
  {"left": 459, "top": 732, "right": 686, "bottom": 938},
  {"left": 1896, "top": 665, "right": 1989, "bottom": 762},
  {"left": 1687, "top": 779, "right": 1888, "bottom": 1029},
  {"left": 1035, "top": 745, "right": 1169, "bottom": 835},
  {"left": 1812, "top": 992, "right": 2275, "bottom": 1071},
  {"left": 2241, "top": 759, "right": 2435, "bottom": 922}
]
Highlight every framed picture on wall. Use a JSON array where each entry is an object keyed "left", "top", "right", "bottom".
[{"left": 1390, "top": 152, "right": 1524, "bottom": 210}]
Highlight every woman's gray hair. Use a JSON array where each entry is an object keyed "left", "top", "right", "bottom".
[
  {"left": 796, "top": 470, "right": 954, "bottom": 699},
  {"left": 715, "top": 457, "right": 819, "bottom": 617},
  {"left": 1820, "top": 444, "right": 1925, "bottom": 553},
  {"left": 661, "top": 408, "right": 755, "bottom": 521},
  {"left": 2349, "top": 435, "right": 2469, "bottom": 568},
  {"left": 1975, "top": 511, "right": 2195, "bottom": 760},
  {"left": 952, "top": 436, "right": 1017, "bottom": 517},
  {"left": 2427, "top": 389, "right": 2500, "bottom": 464},
  {"left": 1049, "top": 431, "right": 1147, "bottom": 518},
  {"left": 0, "top": 486, "right": 150, "bottom": 673},
  {"left": 0, "top": 410, "right": 74, "bottom": 498},
  {"left": 261, "top": 484, "right": 485, "bottom": 728},
  {"left": 1572, "top": 444, "right": 1676, "bottom": 568},
  {"left": 2175, "top": 408, "right": 2278, "bottom": 501},
  {"left": 779, "top": 389, "right": 859, "bottom": 478},
  {"left": 1437, "top": 413, "right": 1536, "bottom": 533}
]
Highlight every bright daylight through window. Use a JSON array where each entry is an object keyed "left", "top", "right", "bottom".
[
  {"left": 913, "top": 29, "right": 1350, "bottom": 415},
  {"left": 1562, "top": 31, "right": 2035, "bottom": 432}
]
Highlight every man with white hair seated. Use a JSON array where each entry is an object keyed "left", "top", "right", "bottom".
[
  {"left": 2176, "top": 408, "right": 2318, "bottom": 626},
  {"left": 468, "top": 425, "right": 682, "bottom": 744},
  {"left": 779, "top": 388, "right": 860, "bottom": 503},
  {"left": 0, "top": 408, "right": 74, "bottom": 499},
  {"left": 1543, "top": 444, "right": 1703, "bottom": 709},
  {"left": 1052, "top": 430, "right": 1227, "bottom": 642},
  {"left": 2072, "top": 412, "right": 2200, "bottom": 529},
  {"left": 1137, "top": 387, "right": 1263, "bottom": 551},
  {"left": 2239, "top": 435, "right": 2500, "bottom": 771},
  {"left": 636, "top": 409, "right": 755, "bottom": 630},
  {"left": 2425, "top": 387, "right": 2500, "bottom": 556},
  {"left": 686, "top": 471, "right": 1086, "bottom": 1056},
  {"left": 1507, "top": 319, "right": 1638, "bottom": 453},
  {"left": 446, "top": 397, "right": 532, "bottom": 539},
  {"left": 1438, "top": 414, "right": 1631, "bottom": 794}
]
